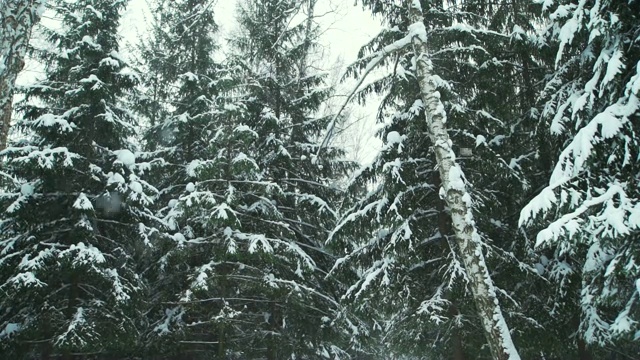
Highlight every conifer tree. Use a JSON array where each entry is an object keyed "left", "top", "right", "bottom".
[
  {"left": 226, "top": 0, "right": 361, "bottom": 356},
  {"left": 0, "top": 0, "right": 159, "bottom": 357},
  {"left": 143, "top": 0, "right": 364, "bottom": 358},
  {"left": 520, "top": 0, "right": 640, "bottom": 356},
  {"left": 139, "top": 0, "right": 220, "bottom": 157},
  {"left": 135, "top": 1, "right": 223, "bottom": 357}
]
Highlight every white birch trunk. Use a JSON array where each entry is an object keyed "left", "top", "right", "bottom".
[
  {"left": 0, "top": 0, "right": 46, "bottom": 151},
  {"left": 407, "top": 1, "right": 521, "bottom": 359}
]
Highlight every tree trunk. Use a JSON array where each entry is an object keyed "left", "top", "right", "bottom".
[
  {"left": 407, "top": 2, "right": 521, "bottom": 359},
  {"left": 577, "top": 338, "right": 593, "bottom": 360},
  {"left": 449, "top": 304, "right": 466, "bottom": 360},
  {"left": 0, "top": 0, "right": 46, "bottom": 152},
  {"left": 40, "top": 341, "right": 52, "bottom": 360}
]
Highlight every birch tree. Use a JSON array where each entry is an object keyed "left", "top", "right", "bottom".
[
  {"left": 327, "top": 1, "right": 523, "bottom": 358},
  {"left": 408, "top": 4, "right": 520, "bottom": 358},
  {"left": 0, "top": 0, "right": 46, "bottom": 152}
]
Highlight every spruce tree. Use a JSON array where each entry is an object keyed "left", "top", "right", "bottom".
[
  {"left": 520, "top": 0, "right": 640, "bottom": 356},
  {"left": 0, "top": 0, "right": 158, "bottom": 357},
  {"left": 231, "top": 0, "right": 361, "bottom": 356},
  {"left": 134, "top": 0, "right": 223, "bottom": 357},
  {"left": 151, "top": 0, "right": 364, "bottom": 358}
]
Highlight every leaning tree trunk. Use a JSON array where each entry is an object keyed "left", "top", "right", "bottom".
[
  {"left": 407, "top": 2, "right": 521, "bottom": 359},
  {"left": 0, "top": 0, "right": 46, "bottom": 152}
]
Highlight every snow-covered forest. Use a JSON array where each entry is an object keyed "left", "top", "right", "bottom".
[{"left": 1, "top": 0, "right": 639, "bottom": 359}]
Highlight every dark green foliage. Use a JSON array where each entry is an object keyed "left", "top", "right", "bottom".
[
  {"left": 0, "top": 0, "right": 159, "bottom": 357},
  {"left": 2, "top": 0, "right": 638, "bottom": 358},
  {"left": 519, "top": 0, "right": 640, "bottom": 357},
  {"left": 139, "top": 0, "right": 363, "bottom": 358}
]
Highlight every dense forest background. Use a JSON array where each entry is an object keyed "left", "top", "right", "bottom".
[{"left": 1, "top": 0, "right": 639, "bottom": 359}]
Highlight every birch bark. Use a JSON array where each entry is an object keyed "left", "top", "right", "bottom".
[
  {"left": 0, "top": 0, "right": 46, "bottom": 152},
  {"left": 407, "top": 1, "right": 521, "bottom": 359}
]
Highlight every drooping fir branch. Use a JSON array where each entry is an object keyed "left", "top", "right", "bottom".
[{"left": 519, "top": 0, "right": 640, "bottom": 348}]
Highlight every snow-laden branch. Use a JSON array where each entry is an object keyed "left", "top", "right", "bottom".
[{"left": 519, "top": 65, "right": 640, "bottom": 228}]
